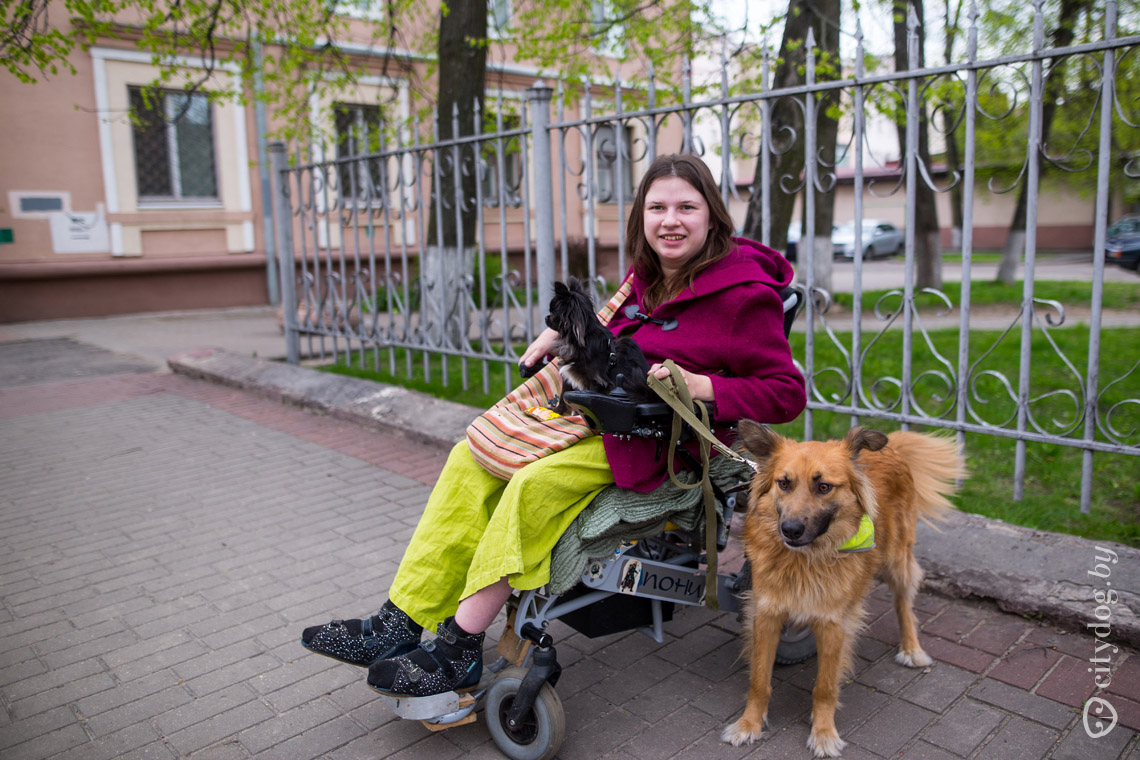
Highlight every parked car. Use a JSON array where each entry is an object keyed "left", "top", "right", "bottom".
[
  {"left": 784, "top": 222, "right": 839, "bottom": 262},
  {"left": 1105, "top": 215, "right": 1140, "bottom": 271},
  {"left": 785, "top": 223, "right": 799, "bottom": 262},
  {"left": 832, "top": 220, "right": 903, "bottom": 259}
]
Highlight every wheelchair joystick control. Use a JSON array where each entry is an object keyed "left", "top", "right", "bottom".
[{"left": 611, "top": 375, "right": 629, "bottom": 398}]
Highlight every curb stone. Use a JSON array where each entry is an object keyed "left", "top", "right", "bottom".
[{"left": 168, "top": 347, "right": 479, "bottom": 451}]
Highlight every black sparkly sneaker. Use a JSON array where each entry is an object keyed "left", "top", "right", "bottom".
[
  {"left": 301, "top": 600, "right": 423, "bottom": 667},
  {"left": 366, "top": 617, "right": 485, "bottom": 697}
]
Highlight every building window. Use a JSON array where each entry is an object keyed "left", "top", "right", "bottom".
[
  {"left": 595, "top": 123, "right": 632, "bottom": 203},
  {"left": 481, "top": 112, "right": 522, "bottom": 207},
  {"left": 590, "top": 0, "right": 626, "bottom": 57},
  {"left": 335, "top": 103, "right": 383, "bottom": 200},
  {"left": 129, "top": 87, "right": 218, "bottom": 201},
  {"left": 336, "top": 0, "right": 385, "bottom": 21},
  {"left": 489, "top": 0, "right": 511, "bottom": 37}
]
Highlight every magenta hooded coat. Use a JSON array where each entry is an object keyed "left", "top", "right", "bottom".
[{"left": 602, "top": 237, "right": 807, "bottom": 492}]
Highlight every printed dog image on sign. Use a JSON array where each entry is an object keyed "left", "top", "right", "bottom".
[{"left": 618, "top": 559, "right": 642, "bottom": 594}]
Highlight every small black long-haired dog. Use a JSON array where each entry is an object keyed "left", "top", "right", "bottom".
[{"left": 545, "top": 277, "right": 652, "bottom": 412}]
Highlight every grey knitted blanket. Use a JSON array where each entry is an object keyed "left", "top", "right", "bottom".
[{"left": 548, "top": 457, "right": 754, "bottom": 595}]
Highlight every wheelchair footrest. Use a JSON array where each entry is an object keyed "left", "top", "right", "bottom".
[{"left": 378, "top": 677, "right": 489, "bottom": 724}]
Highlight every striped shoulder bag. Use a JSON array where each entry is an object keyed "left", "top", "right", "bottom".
[{"left": 466, "top": 276, "right": 633, "bottom": 480}]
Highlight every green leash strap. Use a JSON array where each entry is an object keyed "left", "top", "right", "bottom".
[
  {"left": 646, "top": 365, "right": 754, "bottom": 470},
  {"left": 646, "top": 360, "right": 741, "bottom": 610},
  {"left": 648, "top": 363, "right": 875, "bottom": 562}
]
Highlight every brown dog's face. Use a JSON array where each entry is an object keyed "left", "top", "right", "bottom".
[{"left": 737, "top": 421, "right": 886, "bottom": 551}]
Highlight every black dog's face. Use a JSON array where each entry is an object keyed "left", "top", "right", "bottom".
[
  {"left": 546, "top": 278, "right": 596, "bottom": 348},
  {"left": 545, "top": 277, "right": 652, "bottom": 403}
]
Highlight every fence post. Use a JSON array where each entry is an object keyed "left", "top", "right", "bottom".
[
  {"left": 269, "top": 141, "right": 300, "bottom": 365},
  {"left": 527, "top": 81, "right": 556, "bottom": 321}
]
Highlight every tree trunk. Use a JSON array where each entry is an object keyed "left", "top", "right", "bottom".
[
  {"left": 424, "top": 0, "right": 487, "bottom": 345},
  {"left": 809, "top": 0, "right": 841, "bottom": 295},
  {"left": 741, "top": 0, "right": 841, "bottom": 295},
  {"left": 995, "top": 0, "right": 1086, "bottom": 284},
  {"left": 894, "top": 0, "right": 942, "bottom": 290},
  {"left": 944, "top": 0, "right": 964, "bottom": 250}
]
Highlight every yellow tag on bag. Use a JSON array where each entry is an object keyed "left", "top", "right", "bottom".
[{"left": 525, "top": 406, "right": 562, "bottom": 421}]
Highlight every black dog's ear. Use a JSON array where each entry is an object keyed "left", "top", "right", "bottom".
[
  {"left": 736, "top": 419, "right": 783, "bottom": 462},
  {"left": 843, "top": 427, "right": 887, "bottom": 458},
  {"left": 554, "top": 280, "right": 570, "bottom": 296}
]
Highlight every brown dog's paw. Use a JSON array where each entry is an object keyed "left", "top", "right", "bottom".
[
  {"left": 895, "top": 648, "right": 933, "bottom": 668},
  {"left": 721, "top": 718, "right": 764, "bottom": 746},
  {"left": 807, "top": 728, "right": 847, "bottom": 758}
]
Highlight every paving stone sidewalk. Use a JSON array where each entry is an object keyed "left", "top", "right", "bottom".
[{"left": 1, "top": 341, "right": 1138, "bottom": 759}]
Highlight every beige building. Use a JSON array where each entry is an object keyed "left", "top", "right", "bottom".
[
  {"left": 2, "top": 44, "right": 269, "bottom": 321},
  {"left": 0, "top": 8, "right": 669, "bottom": 323}
]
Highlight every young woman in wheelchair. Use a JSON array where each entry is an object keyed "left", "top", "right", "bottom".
[{"left": 300, "top": 152, "right": 807, "bottom": 699}]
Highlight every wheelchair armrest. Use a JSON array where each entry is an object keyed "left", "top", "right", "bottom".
[
  {"left": 557, "top": 284, "right": 800, "bottom": 437},
  {"left": 562, "top": 389, "right": 715, "bottom": 438},
  {"left": 778, "top": 284, "right": 805, "bottom": 339}
]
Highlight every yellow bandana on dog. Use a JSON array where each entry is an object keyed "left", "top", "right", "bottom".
[{"left": 838, "top": 515, "right": 875, "bottom": 553}]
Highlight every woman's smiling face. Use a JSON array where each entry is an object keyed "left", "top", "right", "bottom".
[{"left": 642, "top": 176, "right": 713, "bottom": 277}]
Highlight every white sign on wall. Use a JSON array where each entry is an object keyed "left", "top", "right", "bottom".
[{"left": 50, "top": 205, "right": 110, "bottom": 254}]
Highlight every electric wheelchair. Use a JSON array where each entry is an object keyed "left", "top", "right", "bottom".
[{"left": 374, "top": 285, "right": 810, "bottom": 760}]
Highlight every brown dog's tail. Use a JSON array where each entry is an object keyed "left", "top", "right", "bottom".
[{"left": 886, "top": 431, "right": 967, "bottom": 523}]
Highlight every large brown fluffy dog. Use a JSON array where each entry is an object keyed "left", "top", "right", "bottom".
[{"left": 721, "top": 421, "right": 966, "bottom": 758}]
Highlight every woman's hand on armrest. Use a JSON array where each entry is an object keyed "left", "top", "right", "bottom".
[
  {"left": 648, "top": 363, "right": 715, "bottom": 402},
  {"left": 520, "top": 327, "right": 560, "bottom": 371}
]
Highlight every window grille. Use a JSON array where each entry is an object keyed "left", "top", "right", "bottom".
[
  {"left": 129, "top": 87, "right": 218, "bottom": 201},
  {"left": 334, "top": 103, "right": 383, "bottom": 201},
  {"left": 482, "top": 112, "right": 522, "bottom": 207},
  {"left": 595, "top": 123, "right": 632, "bottom": 203}
]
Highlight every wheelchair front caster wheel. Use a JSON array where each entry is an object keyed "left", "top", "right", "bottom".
[{"left": 485, "top": 666, "right": 566, "bottom": 760}]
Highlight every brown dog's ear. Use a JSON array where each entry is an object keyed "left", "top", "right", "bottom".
[
  {"left": 843, "top": 427, "right": 888, "bottom": 458},
  {"left": 736, "top": 419, "right": 783, "bottom": 462}
]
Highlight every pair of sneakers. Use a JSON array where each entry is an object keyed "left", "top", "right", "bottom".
[{"left": 300, "top": 600, "right": 484, "bottom": 697}]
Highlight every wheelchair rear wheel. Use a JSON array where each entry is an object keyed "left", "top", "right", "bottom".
[
  {"left": 485, "top": 666, "right": 566, "bottom": 760},
  {"left": 774, "top": 624, "right": 817, "bottom": 665}
]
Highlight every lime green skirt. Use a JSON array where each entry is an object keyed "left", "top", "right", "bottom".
[{"left": 389, "top": 437, "right": 614, "bottom": 630}]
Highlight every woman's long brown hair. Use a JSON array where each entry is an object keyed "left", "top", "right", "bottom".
[{"left": 624, "top": 153, "right": 737, "bottom": 313}]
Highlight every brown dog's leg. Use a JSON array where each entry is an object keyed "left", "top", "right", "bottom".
[
  {"left": 721, "top": 610, "right": 785, "bottom": 746},
  {"left": 887, "top": 554, "right": 933, "bottom": 667},
  {"left": 807, "top": 619, "right": 853, "bottom": 758}
]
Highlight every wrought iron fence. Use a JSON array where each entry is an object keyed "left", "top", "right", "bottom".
[{"left": 272, "top": 0, "right": 1139, "bottom": 513}]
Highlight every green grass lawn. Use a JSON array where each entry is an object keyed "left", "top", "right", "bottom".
[
  {"left": 779, "top": 325, "right": 1140, "bottom": 548},
  {"left": 938, "top": 252, "right": 1005, "bottom": 264},
  {"left": 830, "top": 280, "right": 1140, "bottom": 312},
  {"left": 325, "top": 347, "right": 519, "bottom": 412},
  {"left": 320, "top": 281, "right": 1140, "bottom": 547}
]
